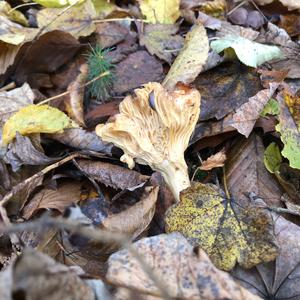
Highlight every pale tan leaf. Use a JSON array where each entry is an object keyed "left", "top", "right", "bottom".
[
  {"left": 107, "top": 233, "right": 261, "bottom": 299},
  {"left": 0, "top": 42, "right": 20, "bottom": 75},
  {"left": 163, "top": 24, "right": 209, "bottom": 90},
  {"left": 200, "top": 149, "right": 226, "bottom": 170},
  {"left": 231, "top": 83, "right": 278, "bottom": 137},
  {"left": 37, "top": 0, "right": 96, "bottom": 38}
]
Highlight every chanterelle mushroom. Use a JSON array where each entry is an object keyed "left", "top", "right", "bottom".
[{"left": 96, "top": 82, "right": 200, "bottom": 201}]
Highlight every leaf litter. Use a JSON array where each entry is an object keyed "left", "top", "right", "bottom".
[{"left": 0, "top": 0, "right": 300, "bottom": 299}]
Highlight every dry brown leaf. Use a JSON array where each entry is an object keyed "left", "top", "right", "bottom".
[
  {"left": 66, "top": 63, "right": 87, "bottom": 126},
  {"left": 49, "top": 128, "right": 112, "bottom": 154},
  {"left": 226, "top": 134, "right": 284, "bottom": 208},
  {"left": 233, "top": 216, "right": 300, "bottom": 299},
  {"left": 76, "top": 159, "right": 149, "bottom": 190},
  {"left": 231, "top": 83, "right": 278, "bottom": 137},
  {"left": 101, "top": 186, "right": 158, "bottom": 239},
  {"left": 217, "top": 21, "right": 259, "bottom": 40},
  {"left": 113, "top": 50, "right": 163, "bottom": 95},
  {"left": 21, "top": 181, "right": 82, "bottom": 219},
  {"left": 0, "top": 42, "right": 20, "bottom": 75},
  {"left": 200, "top": 149, "right": 226, "bottom": 170},
  {"left": 106, "top": 232, "right": 261, "bottom": 299},
  {"left": 4, "top": 133, "right": 59, "bottom": 172},
  {"left": 0, "top": 248, "right": 95, "bottom": 300}
]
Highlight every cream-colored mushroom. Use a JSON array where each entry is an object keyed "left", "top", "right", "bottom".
[{"left": 96, "top": 82, "right": 200, "bottom": 201}]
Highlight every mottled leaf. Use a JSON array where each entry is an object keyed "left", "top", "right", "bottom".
[
  {"left": 165, "top": 182, "right": 278, "bottom": 271},
  {"left": 163, "top": 24, "right": 209, "bottom": 90},
  {"left": 139, "top": 24, "right": 183, "bottom": 64},
  {"left": 3, "top": 104, "right": 78, "bottom": 145},
  {"left": 276, "top": 92, "right": 300, "bottom": 169},
  {"left": 107, "top": 233, "right": 260, "bottom": 299},
  {"left": 140, "top": 0, "right": 180, "bottom": 24}
]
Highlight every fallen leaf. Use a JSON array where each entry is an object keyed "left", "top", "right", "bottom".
[
  {"left": 226, "top": 134, "right": 284, "bottom": 208},
  {"left": 113, "top": 50, "right": 163, "bottom": 94},
  {"left": 3, "top": 104, "right": 78, "bottom": 145},
  {"left": 217, "top": 21, "right": 259, "bottom": 40},
  {"left": 230, "top": 82, "right": 278, "bottom": 137},
  {"left": 211, "top": 36, "right": 283, "bottom": 68},
  {"left": 106, "top": 232, "right": 261, "bottom": 299},
  {"left": 49, "top": 128, "right": 112, "bottom": 154},
  {"left": 21, "top": 181, "right": 82, "bottom": 219},
  {"left": 36, "top": 0, "right": 96, "bottom": 38},
  {"left": 0, "top": 83, "right": 34, "bottom": 125},
  {"left": 139, "top": 0, "right": 180, "bottom": 24},
  {"left": 33, "top": 0, "right": 85, "bottom": 8},
  {"left": 4, "top": 133, "right": 59, "bottom": 172},
  {"left": 101, "top": 186, "right": 158, "bottom": 239},
  {"left": 75, "top": 159, "right": 149, "bottom": 190},
  {"left": 95, "top": 22, "right": 129, "bottom": 49},
  {"left": 139, "top": 23, "right": 184, "bottom": 64},
  {"left": 276, "top": 92, "right": 300, "bottom": 169},
  {"left": 199, "top": 0, "right": 226, "bottom": 17},
  {"left": 0, "top": 248, "right": 95, "bottom": 300},
  {"left": 200, "top": 149, "right": 226, "bottom": 170},
  {"left": 12, "top": 30, "right": 81, "bottom": 85},
  {"left": 262, "top": 98, "right": 280, "bottom": 123},
  {"left": 196, "top": 11, "right": 222, "bottom": 30},
  {"left": 264, "top": 142, "right": 282, "bottom": 174},
  {"left": 279, "top": 0, "right": 300, "bottom": 10},
  {"left": 66, "top": 63, "right": 87, "bottom": 126},
  {"left": 0, "top": 1, "right": 28, "bottom": 26},
  {"left": 195, "top": 61, "right": 262, "bottom": 121},
  {"left": 165, "top": 181, "right": 278, "bottom": 271},
  {"left": 233, "top": 216, "right": 300, "bottom": 299},
  {"left": 163, "top": 24, "right": 209, "bottom": 90},
  {"left": 92, "top": 0, "right": 116, "bottom": 16},
  {"left": 0, "top": 42, "right": 20, "bottom": 75},
  {"left": 279, "top": 14, "right": 300, "bottom": 36}
]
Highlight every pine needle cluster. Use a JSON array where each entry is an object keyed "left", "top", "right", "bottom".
[{"left": 86, "top": 45, "right": 114, "bottom": 100}]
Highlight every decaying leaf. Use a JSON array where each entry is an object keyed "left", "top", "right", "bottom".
[
  {"left": 75, "top": 159, "right": 149, "bottom": 190},
  {"left": 211, "top": 36, "right": 283, "bottom": 68},
  {"left": 66, "top": 63, "right": 87, "bottom": 126},
  {"left": 139, "top": 24, "right": 184, "bottom": 64},
  {"left": 4, "top": 133, "right": 59, "bottom": 172},
  {"left": 0, "top": 83, "right": 34, "bottom": 125},
  {"left": 233, "top": 216, "right": 300, "bottom": 299},
  {"left": 139, "top": 0, "right": 180, "bottom": 24},
  {"left": 276, "top": 92, "right": 300, "bottom": 169},
  {"left": 230, "top": 83, "right": 278, "bottom": 137},
  {"left": 200, "top": 149, "right": 226, "bottom": 170},
  {"left": 37, "top": 0, "right": 96, "bottom": 38},
  {"left": 163, "top": 24, "right": 209, "bottom": 90},
  {"left": 101, "top": 186, "right": 158, "bottom": 239},
  {"left": 113, "top": 51, "right": 163, "bottom": 94},
  {"left": 165, "top": 182, "right": 278, "bottom": 271},
  {"left": 0, "top": 248, "right": 95, "bottom": 300},
  {"left": 48, "top": 128, "right": 112, "bottom": 154},
  {"left": 107, "top": 232, "right": 261, "bottom": 299},
  {"left": 226, "top": 134, "right": 284, "bottom": 208},
  {"left": 3, "top": 104, "right": 78, "bottom": 145},
  {"left": 21, "top": 181, "right": 82, "bottom": 219}
]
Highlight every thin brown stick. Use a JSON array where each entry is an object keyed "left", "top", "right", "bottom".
[
  {"left": 93, "top": 18, "right": 150, "bottom": 24},
  {"left": 37, "top": 70, "right": 110, "bottom": 105},
  {"left": 0, "top": 217, "right": 172, "bottom": 299}
]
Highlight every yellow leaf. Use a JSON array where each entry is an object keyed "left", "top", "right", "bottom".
[
  {"left": 3, "top": 104, "right": 78, "bottom": 145},
  {"left": 0, "top": 1, "right": 28, "bottom": 26},
  {"left": 33, "top": 0, "right": 85, "bottom": 8},
  {"left": 139, "top": 0, "right": 180, "bottom": 24},
  {"left": 200, "top": 0, "right": 226, "bottom": 17},
  {"left": 165, "top": 182, "right": 278, "bottom": 271}
]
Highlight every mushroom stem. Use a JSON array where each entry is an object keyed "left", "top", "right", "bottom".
[{"left": 158, "top": 160, "right": 191, "bottom": 202}]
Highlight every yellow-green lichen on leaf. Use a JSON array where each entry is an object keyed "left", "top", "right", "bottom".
[{"left": 165, "top": 182, "right": 278, "bottom": 271}]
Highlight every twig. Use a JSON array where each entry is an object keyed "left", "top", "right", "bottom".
[
  {"left": 37, "top": 70, "right": 110, "bottom": 105},
  {"left": 93, "top": 18, "right": 150, "bottom": 24},
  {"left": 268, "top": 207, "right": 300, "bottom": 217},
  {"left": 222, "top": 166, "right": 231, "bottom": 199},
  {"left": 8, "top": 2, "right": 39, "bottom": 13},
  {"left": 0, "top": 217, "right": 172, "bottom": 299}
]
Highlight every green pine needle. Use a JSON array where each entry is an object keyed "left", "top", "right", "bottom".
[{"left": 86, "top": 45, "right": 114, "bottom": 100}]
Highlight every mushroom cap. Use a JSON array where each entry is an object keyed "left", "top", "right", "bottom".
[
  {"left": 96, "top": 82, "right": 200, "bottom": 173},
  {"left": 96, "top": 82, "right": 200, "bottom": 169}
]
